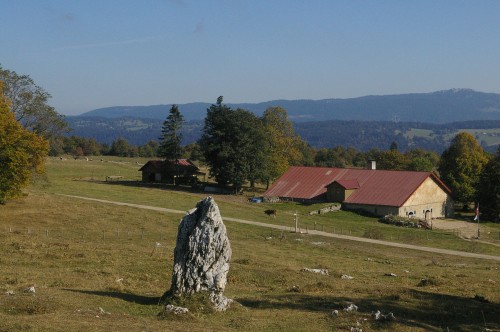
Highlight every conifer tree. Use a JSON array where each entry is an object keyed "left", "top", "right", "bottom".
[{"left": 158, "top": 104, "right": 184, "bottom": 161}]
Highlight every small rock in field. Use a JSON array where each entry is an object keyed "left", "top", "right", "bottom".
[
  {"left": 344, "top": 303, "right": 358, "bottom": 312},
  {"left": 98, "top": 307, "right": 110, "bottom": 315},
  {"left": 341, "top": 274, "right": 354, "bottom": 280},
  {"left": 384, "top": 273, "right": 397, "bottom": 277},
  {"left": 331, "top": 309, "right": 339, "bottom": 316},
  {"left": 372, "top": 310, "right": 396, "bottom": 321},
  {"left": 25, "top": 286, "right": 36, "bottom": 293},
  {"left": 301, "top": 268, "right": 329, "bottom": 275},
  {"left": 164, "top": 304, "right": 189, "bottom": 315}
]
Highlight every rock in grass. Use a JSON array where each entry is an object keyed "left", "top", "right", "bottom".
[
  {"left": 344, "top": 303, "right": 358, "bottom": 312},
  {"left": 300, "top": 268, "right": 329, "bottom": 275},
  {"left": 24, "top": 286, "right": 36, "bottom": 293},
  {"left": 372, "top": 310, "right": 395, "bottom": 321},
  {"left": 164, "top": 304, "right": 189, "bottom": 315},
  {"left": 164, "top": 197, "right": 232, "bottom": 311}
]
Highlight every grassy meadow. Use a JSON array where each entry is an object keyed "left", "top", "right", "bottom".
[
  {"left": 0, "top": 157, "right": 499, "bottom": 331},
  {"left": 405, "top": 127, "right": 500, "bottom": 150}
]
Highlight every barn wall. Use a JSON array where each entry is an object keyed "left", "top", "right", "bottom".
[
  {"left": 401, "top": 177, "right": 454, "bottom": 218},
  {"left": 326, "top": 183, "right": 344, "bottom": 202},
  {"left": 342, "top": 203, "right": 399, "bottom": 217}
]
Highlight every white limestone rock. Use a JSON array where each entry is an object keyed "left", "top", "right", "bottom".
[
  {"left": 300, "top": 268, "right": 329, "bottom": 275},
  {"left": 168, "top": 197, "right": 232, "bottom": 311}
]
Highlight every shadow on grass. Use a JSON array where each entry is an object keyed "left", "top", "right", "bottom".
[
  {"left": 82, "top": 179, "right": 269, "bottom": 196},
  {"left": 90, "top": 180, "right": 202, "bottom": 193},
  {"left": 237, "top": 289, "right": 500, "bottom": 331},
  {"left": 63, "top": 289, "right": 160, "bottom": 305}
]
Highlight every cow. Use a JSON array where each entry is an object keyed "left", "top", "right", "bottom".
[{"left": 264, "top": 209, "right": 277, "bottom": 218}]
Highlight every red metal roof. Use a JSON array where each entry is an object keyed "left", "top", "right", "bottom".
[
  {"left": 264, "top": 166, "right": 451, "bottom": 207},
  {"left": 334, "top": 179, "right": 360, "bottom": 189}
]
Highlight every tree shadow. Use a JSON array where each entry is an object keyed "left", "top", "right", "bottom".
[
  {"left": 90, "top": 180, "right": 202, "bottom": 193},
  {"left": 237, "top": 289, "right": 500, "bottom": 331},
  {"left": 63, "top": 289, "right": 161, "bottom": 305}
]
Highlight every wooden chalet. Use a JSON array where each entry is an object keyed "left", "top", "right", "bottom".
[{"left": 139, "top": 159, "right": 205, "bottom": 184}]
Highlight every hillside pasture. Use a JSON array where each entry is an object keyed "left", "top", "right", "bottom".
[
  {"left": 407, "top": 127, "right": 500, "bottom": 149},
  {"left": 1, "top": 157, "right": 499, "bottom": 331}
]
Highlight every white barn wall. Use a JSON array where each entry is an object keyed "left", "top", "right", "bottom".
[{"left": 401, "top": 177, "right": 454, "bottom": 218}]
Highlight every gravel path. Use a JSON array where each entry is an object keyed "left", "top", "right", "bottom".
[
  {"left": 432, "top": 218, "right": 481, "bottom": 239},
  {"left": 59, "top": 194, "right": 500, "bottom": 262}
]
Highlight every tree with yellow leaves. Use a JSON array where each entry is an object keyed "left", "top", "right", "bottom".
[
  {"left": 261, "top": 107, "right": 303, "bottom": 188},
  {"left": 0, "top": 81, "right": 48, "bottom": 203}
]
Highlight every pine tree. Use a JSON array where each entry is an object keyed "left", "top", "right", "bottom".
[{"left": 158, "top": 104, "right": 184, "bottom": 161}]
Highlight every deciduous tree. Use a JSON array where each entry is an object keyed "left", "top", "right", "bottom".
[
  {"left": 0, "top": 81, "right": 48, "bottom": 203},
  {"left": 0, "top": 66, "right": 67, "bottom": 139},
  {"left": 109, "top": 138, "right": 135, "bottom": 157},
  {"left": 478, "top": 146, "right": 500, "bottom": 221},
  {"left": 261, "top": 107, "right": 303, "bottom": 187},
  {"left": 405, "top": 149, "right": 439, "bottom": 171},
  {"left": 438, "top": 132, "right": 489, "bottom": 208}
]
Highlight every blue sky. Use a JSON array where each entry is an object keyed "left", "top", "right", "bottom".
[{"left": 1, "top": 0, "right": 499, "bottom": 115}]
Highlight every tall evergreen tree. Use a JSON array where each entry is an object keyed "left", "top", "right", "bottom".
[
  {"left": 199, "top": 97, "right": 265, "bottom": 191},
  {"left": 158, "top": 104, "right": 184, "bottom": 160}
]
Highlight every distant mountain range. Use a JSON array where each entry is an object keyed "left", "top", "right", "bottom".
[
  {"left": 78, "top": 89, "right": 500, "bottom": 123},
  {"left": 67, "top": 89, "right": 500, "bottom": 153}
]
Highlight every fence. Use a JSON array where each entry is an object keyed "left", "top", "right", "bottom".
[{"left": 4, "top": 222, "right": 500, "bottom": 246}]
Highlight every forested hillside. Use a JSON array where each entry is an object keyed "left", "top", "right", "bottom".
[
  {"left": 66, "top": 117, "right": 201, "bottom": 146},
  {"left": 66, "top": 116, "right": 500, "bottom": 153},
  {"left": 79, "top": 89, "right": 500, "bottom": 123}
]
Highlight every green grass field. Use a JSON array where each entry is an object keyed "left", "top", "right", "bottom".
[
  {"left": 406, "top": 127, "right": 500, "bottom": 149},
  {"left": 1, "top": 157, "right": 499, "bottom": 331}
]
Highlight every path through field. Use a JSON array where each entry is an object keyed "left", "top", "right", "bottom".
[{"left": 59, "top": 194, "right": 500, "bottom": 262}]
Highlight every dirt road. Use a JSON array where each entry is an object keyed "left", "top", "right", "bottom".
[
  {"left": 59, "top": 194, "right": 500, "bottom": 262},
  {"left": 432, "top": 218, "right": 480, "bottom": 239}
]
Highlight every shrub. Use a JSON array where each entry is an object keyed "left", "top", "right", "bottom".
[{"left": 379, "top": 214, "right": 423, "bottom": 228}]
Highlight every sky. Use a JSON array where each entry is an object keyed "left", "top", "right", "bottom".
[{"left": 1, "top": 0, "right": 499, "bottom": 115}]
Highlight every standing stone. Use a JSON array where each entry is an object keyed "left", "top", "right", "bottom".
[{"left": 165, "top": 196, "right": 232, "bottom": 311}]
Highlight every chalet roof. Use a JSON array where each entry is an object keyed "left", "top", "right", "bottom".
[
  {"left": 333, "top": 179, "right": 360, "bottom": 189},
  {"left": 263, "top": 166, "right": 451, "bottom": 207}
]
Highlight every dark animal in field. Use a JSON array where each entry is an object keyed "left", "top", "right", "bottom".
[{"left": 264, "top": 209, "right": 277, "bottom": 218}]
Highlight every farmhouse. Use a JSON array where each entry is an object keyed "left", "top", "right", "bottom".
[
  {"left": 263, "top": 165, "right": 454, "bottom": 219},
  {"left": 139, "top": 159, "right": 204, "bottom": 184}
]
